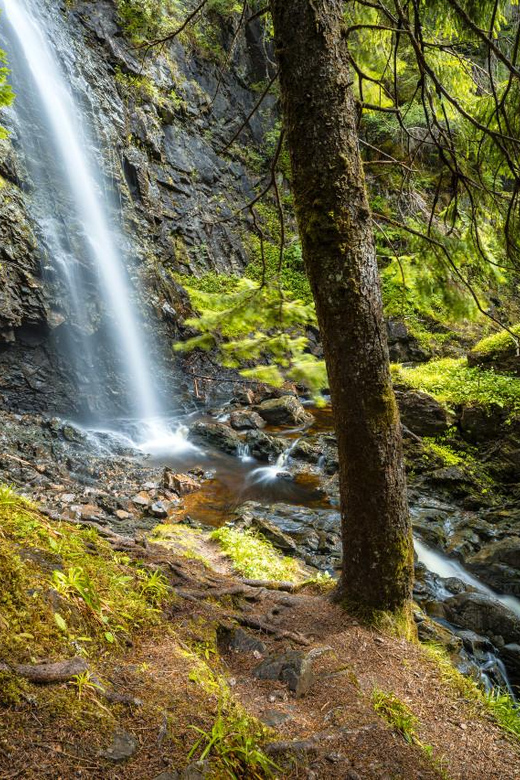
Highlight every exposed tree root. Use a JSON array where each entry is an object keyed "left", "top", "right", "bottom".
[
  {"left": 0, "top": 658, "right": 141, "bottom": 705},
  {"left": 236, "top": 615, "right": 311, "bottom": 646}
]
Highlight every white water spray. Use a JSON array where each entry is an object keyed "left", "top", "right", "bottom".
[{"left": 414, "top": 538, "right": 520, "bottom": 619}]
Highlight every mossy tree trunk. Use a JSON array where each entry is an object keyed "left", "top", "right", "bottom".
[{"left": 270, "top": 0, "right": 413, "bottom": 615}]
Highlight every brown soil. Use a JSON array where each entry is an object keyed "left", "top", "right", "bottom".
[{"left": 1, "top": 542, "right": 518, "bottom": 780}]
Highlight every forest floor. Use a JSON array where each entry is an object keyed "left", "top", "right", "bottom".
[{"left": 1, "top": 496, "right": 519, "bottom": 780}]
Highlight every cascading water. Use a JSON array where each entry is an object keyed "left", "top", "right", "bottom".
[{"left": 0, "top": 0, "right": 192, "bottom": 451}]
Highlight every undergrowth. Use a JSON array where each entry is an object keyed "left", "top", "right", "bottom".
[
  {"left": 393, "top": 358, "right": 520, "bottom": 417},
  {"left": 0, "top": 485, "right": 172, "bottom": 663},
  {"left": 211, "top": 526, "right": 304, "bottom": 581}
]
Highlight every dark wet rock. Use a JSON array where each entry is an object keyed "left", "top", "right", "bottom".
[
  {"left": 253, "top": 650, "right": 314, "bottom": 697},
  {"left": 468, "top": 334, "right": 520, "bottom": 376},
  {"left": 395, "top": 388, "right": 449, "bottom": 436},
  {"left": 466, "top": 538, "right": 520, "bottom": 596},
  {"left": 229, "top": 409, "right": 265, "bottom": 430},
  {"left": 233, "top": 502, "right": 341, "bottom": 570},
  {"left": 217, "top": 626, "right": 267, "bottom": 655},
  {"left": 386, "top": 318, "right": 430, "bottom": 363},
  {"left": 234, "top": 508, "right": 298, "bottom": 553},
  {"left": 290, "top": 439, "right": 322, "bottom": 464},
  {"left": 190, "top": 421, "right": 240, "bottom": 455},
  {"left": 502, "top": 643, "right": 520, "bottom": 682},
  {"left": 98, "top": 729, "right": 137, "bottom": 763},
  {"left": 244, "top": 429, "right": 287, "bottom": 462},
  {"left": 256, "top": 396, "right": 314, "bottom": 427},
  {"left": 62, "top": 424, "right": 86, "bottom": 443},
  {"left": 460, "top": 404, "right": 506, "bottom": 444},
  {"left": 444, "top": 592, "right": 520, "bottom": 646}
]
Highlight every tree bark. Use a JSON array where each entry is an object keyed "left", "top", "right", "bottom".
[{"left": 270, "top": 0, "right": 413, "bottom": 615}]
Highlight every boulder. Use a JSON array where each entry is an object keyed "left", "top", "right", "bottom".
[
  {"left": 229, "top": 409, "right": 265, "bottom": 431},
  {"left": 468, "top": 328, "right": 520, "bottom": 376},
  {"left": 443, "top": 592, "right": 520, "bottom": 645},
  {"left": 256, "top": 396, "right": 314, "bottom": 427},
  {"left": 245, "top": 430, "right": 287, "bottom": 462},
  {"left": 190, "top": 421, "right": 240, "bottom": 455},
  {"left": 395, "top": 388, "right": 449, "bottom": 436},
  {"left": 460, "top": 403, "right": 506, "bottom": 444}
]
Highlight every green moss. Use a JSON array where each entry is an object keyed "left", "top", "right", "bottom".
[
  {"left": 372, "top": 688, "right": 420, "bottom": 744},
  {"left": 471, "top": 323, "right": 520, "bottom": 358},
  {"left": 422, "top": 439, "right": 463, "bottom": 467},
  {"left": 392, "top": 358, "right": 520, "bottom": 417},
  {"left": 0, "top": 485, "right": 172, "bottom": 663},
  {"left": 210, "top": 526, "right": 304, "bottom": 581}
]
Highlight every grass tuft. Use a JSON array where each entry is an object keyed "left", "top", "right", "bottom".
[{"left": 211, "top": 526, "right": 304, "bottom": 581}]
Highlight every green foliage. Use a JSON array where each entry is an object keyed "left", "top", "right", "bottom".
[
  {"left": 0, "top": 44, "right": 15, "bottom": 139},
  {"left": 372, "top": 689, "right": 420, "bottom": 744},
  {"left": 392, "top": 358, "right": 520, "bottom": 417},
  {"left": 174, "top": 276, "right": 327, "bottom": 397},
  {"left": 210, "top": 526, "right": 304, "bottom": 581},
  {"left": 188, "top": 704, "right": 279, "bottom": 779},
  {"left": 484, "top": 691, "right": 520, "bottom": 739},
  {"left": 471, "top": 323, "right": 520, "bottom": 358},
  {"left": 0, "top": 485, "right": 171, "bottom": 662},
  {"left": 422, "top": 439, "right": 463, "bottom": 467}
]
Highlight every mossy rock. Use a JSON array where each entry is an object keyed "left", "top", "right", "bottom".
[{"left": 468, "top": 325, "right": 520, "bottom": 376}]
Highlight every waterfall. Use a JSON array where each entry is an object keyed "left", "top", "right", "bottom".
[
  {"left": 414, "top": 538, "right": 520, "bottom": 619},
  {"left": 0, "top": 0, "right": 171, "bottom": 442}
]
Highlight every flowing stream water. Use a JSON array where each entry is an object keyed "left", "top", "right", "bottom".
[{"left": 0, "top": 0, "right": 187, "bottom": 450}]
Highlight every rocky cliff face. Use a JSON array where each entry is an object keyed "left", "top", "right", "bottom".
[{"left": 0, "top": 0, "right": 274, "bottom": 415}]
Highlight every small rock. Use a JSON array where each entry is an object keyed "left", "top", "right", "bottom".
[
  {"left": 229, "top": 409, "right": 266, "bottom": 430},
  {"left": 115, "top": 509, "right": 131, "bottom": 520},
  {"left": 163, "top": 469, "right": 200, "bottom": 495},
  {"left": 149, "top": 501, "right": 168, "bottom": 518},
  {"left": 253, "top": 650, "right": 314, "bottom": 697},
  {"left": 260, "top": 709, "right": 291, "bottom": 727},
  {"left": 98, "top": 729, "right": 137, "bottom": 763},
  {"left": 132, "top": 492, "right": 150, "bottom": 508},
  {"left": 217, "top": 626, "right": 267, "bottom": 655}
]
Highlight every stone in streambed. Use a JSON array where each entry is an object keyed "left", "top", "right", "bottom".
[
  {"left": 132, "top": 492, "right": 151, "bottom": 508},
  {"left": 256, "top": 396, "right": 314, "bottom": 427},
  {"left": 190, "top": 421, "right": 240, "bottom": 454},
  {"left": 162, "top": 468, "right": 200, "bottom": 495},
  {"left": 229, "top": 409, "right": 265, "bottom": 430},
  {"left": 244, "top": 429, "right": 287, "bottom": 462}
]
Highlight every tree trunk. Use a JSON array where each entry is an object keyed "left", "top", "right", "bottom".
[{"left": 270, "top": 0, "right": 413, "bottom": 616}]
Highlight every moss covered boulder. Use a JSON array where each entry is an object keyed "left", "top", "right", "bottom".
[{"left": 468, "top": 325, "right": 520, "bottom": 376}]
